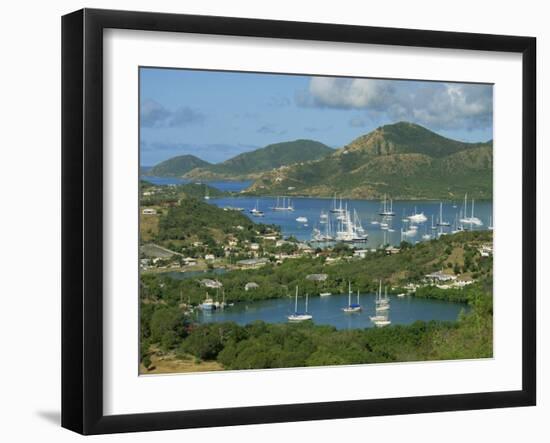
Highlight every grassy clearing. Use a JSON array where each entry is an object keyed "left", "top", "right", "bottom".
[
  {"left": 140, "top": 213, "right": 160, "bottom": 242},
  {"left": 140, "top": 353, "right": 224, "bottom": 374}
]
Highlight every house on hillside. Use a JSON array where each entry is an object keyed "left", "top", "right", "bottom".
[
  {"left": 142, "top": 208, "right": 157, "bottom": 215},
  {"left": 245, "top": 282, "right": 259, "bottom": 291},
  {"left": 237, "top": 258, "right": 269, "bottom": 269},
  {"left": 199, "top": 279, "right": 223, "bottom": 289},
  {"left": 385, "top": 246, "right": 400, "bottom": 255},
  {"left": 425, "top": 271, "right": 457, "bottom": 283},
  {"left": 306, "top": 273, "right": 328, "bottom": 282}
]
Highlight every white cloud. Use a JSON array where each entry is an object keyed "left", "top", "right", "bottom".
[
  {"left": 297, "top": 77, "right": 394, "bottom": 109},
  {"left": 296, "top": 77, "right": 493, "bottom": 131}
]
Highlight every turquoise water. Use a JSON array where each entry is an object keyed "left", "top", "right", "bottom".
[{"left": 194, "top": 292, "right": 468, "bottom": 330}]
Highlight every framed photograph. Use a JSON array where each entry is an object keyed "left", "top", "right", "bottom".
[{"left": 62, "top": 8, "right": 536, "bottom": 435}]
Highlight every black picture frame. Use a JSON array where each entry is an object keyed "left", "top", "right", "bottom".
[{"left": 62, "top": 8, "right": 536, "bottom": 435}]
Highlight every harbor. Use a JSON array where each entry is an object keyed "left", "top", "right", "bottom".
[
  {"left": 208, "top": 194, "right": 493, "bottom": 247},
  {"left": 193, "top": 289, "right": 469, "bottom": 330}
]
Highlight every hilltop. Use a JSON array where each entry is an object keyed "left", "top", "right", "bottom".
[
  {"left": 246, "top": 122, "right": 493, "bottom": 200},
  {"left": 144, "top": 154, "right": 211, "bottom": 177},
  {"left": 183, "top": 139, "right": 333, "bottom": 180}
]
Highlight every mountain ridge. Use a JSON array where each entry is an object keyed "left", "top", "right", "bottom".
[
  {"left": 246, "top": 122, "right": 493, "bottom": 200},
  {"left": 183, "top": 139, "right": 333, "bottom": 180},
  {"left": 144, "top": 154, "right": 210, "bottom": 177}
]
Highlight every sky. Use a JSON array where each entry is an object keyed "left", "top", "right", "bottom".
[{"left": 140, "top": 68, "right": 493, "bottom": 166}]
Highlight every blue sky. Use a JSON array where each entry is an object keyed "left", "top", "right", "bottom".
[{"left": 140, "top": 68, "right": 493, "bottom": 166}]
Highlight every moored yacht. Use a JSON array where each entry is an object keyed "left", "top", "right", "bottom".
[
  {"left": 342, "top": 282, "right": 362, "bottom": 313},
  {"left": 287, "top": 286, "right": 313, "bottom": 322}
]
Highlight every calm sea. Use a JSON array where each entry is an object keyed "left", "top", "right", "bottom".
[
  {"left": 194, "top": 292, "right": 469, "bottom": 330},
  {"left": 210, "top": 195, "right": 493, "bottom": 247}
]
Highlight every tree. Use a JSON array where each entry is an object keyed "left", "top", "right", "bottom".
[{"left": 150, "top": 306, "right": 188, "bottom": 351}]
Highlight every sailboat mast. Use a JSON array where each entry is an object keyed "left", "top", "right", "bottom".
[
  {"left": 348, "top": 281, "right": 351, "bottom": 307},
  {"left": 305, "top": 293, "right": 308, "bottom": 313},
  {"left": 295, "top": 286, "right": 298, "bottom": 313}
]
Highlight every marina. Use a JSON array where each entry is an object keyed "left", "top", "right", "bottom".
[
  {"left": 193, "top": 290, "right": 469, "bottom": 330},
  {"left": 208, "top": 194, "right": 493, "bottom": 247}
]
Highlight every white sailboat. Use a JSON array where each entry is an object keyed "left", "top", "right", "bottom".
[
  {"left": 287, "top": 286, "right": 313, "bottom": 322},
  {"left": 488, "top": 215, "right": 494, "bottom": 230},
  {"left": 370, "top": 281, "right": 390, "bottom": 324},
  {"left": 373, "top": 284, "right": 391, "bottom": 327},
  {"left": 408, "top": 207, "right": 428, "bottom": 223},
  {"left": 401, "top": 221, "right": 417, "bottom": 238},
  {"left": 422, "top": 224, "right": 431, "bottom": 240},
  {"left": 335, "top": 205, "right": 368, "bottom": 242},
  {"left": 204, "top": 185, "right": 210, "bottom": 200},
  {"left": 313, "top": 214, "right": 334, "bottom": 242},
  {"left": 377, "top": 286, "right": 390, "bottom": 311},
  {"left": 436, "top": 202, "right": 450, "bottom": 227},
  {"left": 374, "top": 317, "right": 391, "bottom": 327},
  {"left": 296, "top": 216, "right": 308, "bottom": 223},
  {"left": 330, "top": 195, "right": 345, "bottom": 214},
  {"left": 451, "top": 212, "right": 465, "bottom": 234},
  {"left": 271, "top": 196, "right": 294, "bottom": 211},
  {"left": 201, "top": 293, "right": 216, "bottom": 311},
  {"left": 459, "top": 194, "right": 483, "bottom": 227},
  {"left": 250, "top": 199, "right": 264, "bottom": 217},
  {"left": 379, "top": 194, "right": 396, "bottom": 217},
  {"left": 342, "top": 282, "right": 362, "bottom": 313}
]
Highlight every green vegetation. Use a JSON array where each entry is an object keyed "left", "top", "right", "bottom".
[
  {"left": 140, "top": 192, "right": 279, "bottom": 261},
  {"left": 181, "top": 300, "right": 492, "bottom": 370},
  {"left": 141, "top": 279, "right": 492, "bottom": 371},
  {"left": 141, "top": 230, "right": 492, "bottom": 305},
  {"left": 246, "top": 122, "right": 493, "bottom": 200},
  {"left": 144, "top": 154, "right": 210, "bottom": 177},
  {"left": 184, "top": 139, "right": 333, "bottom": 180},
  {"left": 140, "top": 231, "right": 493, "bottom": 371},
  {"left": 140, "top": 180, "right": 228, "bottom": 206}
]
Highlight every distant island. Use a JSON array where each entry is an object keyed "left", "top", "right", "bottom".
[
  {"left": 144, "top": 154, "right": 211, "bottom": 178},
  {"left": 144, "top": 122, "right": 493, "bottom": 200},
  {"left": 145, "top": 140, "right": 333, "bottom": 181}
]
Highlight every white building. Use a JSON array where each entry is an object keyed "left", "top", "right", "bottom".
[{"left": 245, "top": 282, "right": 259, "bottom": 291}]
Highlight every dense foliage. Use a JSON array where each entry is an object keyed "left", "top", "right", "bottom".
[
  {"left": 140, "top": 231, "right": 493, "bottom": 371},
  {"left": 141, "top": 282, "right": 492, "bottom": 370},
  {"left": 141, "top": 230, "right": 492, "bottom": 306},
  {"left": 140, "top": 192, "right": 278, "bottom": 255}
]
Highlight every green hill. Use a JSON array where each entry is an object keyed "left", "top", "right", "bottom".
[
  {"left": 246, "top": 122, "right": 493, "bottom": 200},
  {"left": 184, "top": 139, "right": 333, "bottom": 180},
  {"left": 145, "top": 154, "right": 211, "bottom": 177}
]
